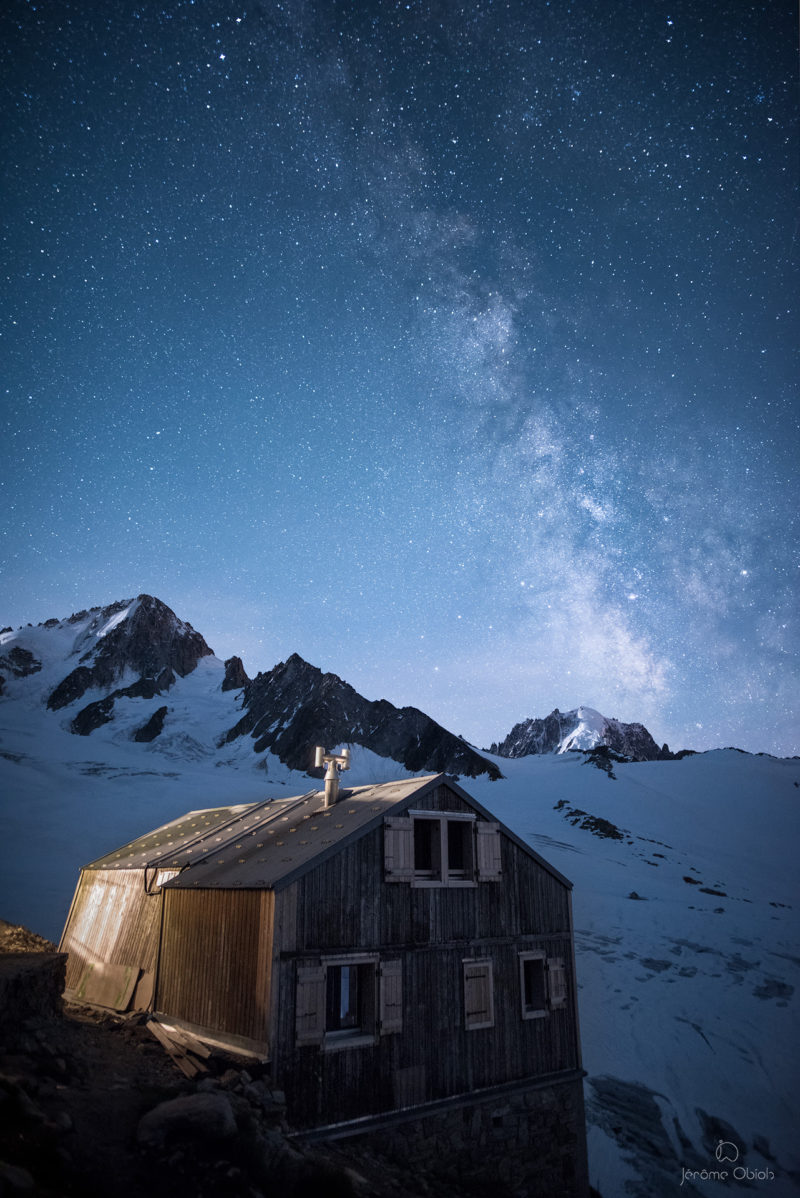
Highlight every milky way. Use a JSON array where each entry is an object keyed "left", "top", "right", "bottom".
[{"left": 2, "top": 1, "right": 797, "bottom": 754}]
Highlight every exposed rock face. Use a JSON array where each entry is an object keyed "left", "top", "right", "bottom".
[
  {"left": 222, "top": 655, "right": 249, "bottom": 692},
  {"left": 603, "top": 718, "right": 664, "bottom": 761},
  {"left": 47, "top": 595, "right": 213, "bottom": 714},
  {"left": 224, "top": 653, "right": 502, "bottom": 779},
  {"left": 0, "top": 646, "right": 42, "bottom": 679},
  {"left": 490, "top": 706, "right": 665, "bottom": 763},
  {"left": 133, "top": 705, "right": 168, "bottom": 743}
]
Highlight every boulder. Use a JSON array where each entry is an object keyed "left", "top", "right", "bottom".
[{"left": 137, "top": 1092, "right": 237, "bottom": 1149}]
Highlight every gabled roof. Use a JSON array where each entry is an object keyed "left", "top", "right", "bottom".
[{"left": 83, "top": 774, "right": 572, "bottom": 891}]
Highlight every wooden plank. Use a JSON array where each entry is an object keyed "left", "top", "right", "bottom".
[
  {"left": 147, "top": 1020, "right": 207, "bottom": 1077},
  {"left": 157, "top": 1021, "right": 212, "bottom": 1059},
  {"left": 75, "top": 962, "right": 140, "bottom": 1011}
]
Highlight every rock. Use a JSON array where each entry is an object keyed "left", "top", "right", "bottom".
[
  {"left": 0, "top": 647, "right": 42, "bottom": 679},
  {"left": 0, "top": 954, "right": 66, "bottom": 1035},
  {"left": 137, "top": 1092, "right": 237, "bottom": 1149},
  {"left": 133, "top": 705, "right": 168, "bottom": 742},
  {"left": 224, "top": 653, "right": 501, "bottom": 779},
  {"left": 47, "top": 595, "right": 213, "bottom": 713},
  {"left": 489, "top": 706, "right": 665, "bottom": 762},
  {"left": 0, "top": 1160, "right": 35, "bottom": 1191},
  {"left": 222, "top": 656, "right": 250, "bottom": 691}
]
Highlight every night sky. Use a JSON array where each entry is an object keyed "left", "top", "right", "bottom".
[{"left": 2, "top": 1, "right": 797, "bottom": 755}]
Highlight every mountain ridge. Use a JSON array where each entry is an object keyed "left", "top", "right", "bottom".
[
  {"left": 0, "top": 595, "right": 500, "bottom": 779},
  {"left": 489, "top": 704, "right": 675, "bottom": 762}
]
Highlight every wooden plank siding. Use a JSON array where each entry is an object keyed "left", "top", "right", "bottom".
[
  {"left": 270, "top": 782, "right": 579, "bottom": 1126},
  {"left": 156, "top": 888, "right": 274, "bottom": 1049},
  {"left": 60, "top": 868, "right": 166, "bottom": 993}
]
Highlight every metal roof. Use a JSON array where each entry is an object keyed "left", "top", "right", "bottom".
[
  {"left": 82, "top": 773, "right": 573, "bottom": 892},
  {"left": 85, "top": 798, "right": 310, "bottom": 871},
  {"left": 164, "top": 776, "right": 440, "bottom": 891}
]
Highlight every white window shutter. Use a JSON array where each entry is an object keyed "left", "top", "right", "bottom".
[
  {"left": 463, "top": 959, "right": 494, "bottom": 1029},
  {"left": 475, "top": 822, "right": 502, "bottom": 880},
  {"left": 379, "top": 958, "right": 403, "bottom": 1034},
  {"left": 548, "top": 957, "right": 567, "bottom": 1008},
  {"left": 384, "top": 817, "right": 414, "bottom": 880},
  {"left": 295, "top": 964, "right": 325, "bottom": 1045}
]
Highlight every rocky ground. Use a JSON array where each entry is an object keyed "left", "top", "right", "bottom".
[{"left": 0, "top": 921, "right": 507, "bottom": 1198}]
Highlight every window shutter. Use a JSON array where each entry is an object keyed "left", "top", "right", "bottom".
[
  {"left": 475, "top": 822, "right": 502, "bottom": 880},
  {"left": 463, "top": 959, "right": 494, "bottom": 1030},
  {"left": 379, "top": 959, "right": 403, "bottom": 1034},
  {"left": 384, "top": 817, "right": 414, "bottom": 880},
  {"left": 548, "top": 957, "right": 567, "bottom": 1008},
  {"left": 295, "top": 965, "right": 325, "bottom": 1045}
]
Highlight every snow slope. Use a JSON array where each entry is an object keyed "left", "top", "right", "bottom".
[{"left": 1, "top": 646, "right": 798, "bottom": 1194}]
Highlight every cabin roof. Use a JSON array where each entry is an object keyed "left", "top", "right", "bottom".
[{"left": 82, "top": 773, "right": 572, "bottom": 891}]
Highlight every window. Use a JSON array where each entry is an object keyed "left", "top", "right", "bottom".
[
  {"left": 295, "top": 955, "right": 402, "bottom": 1048},
  {"left": 447, "top": 819, "right": 471, "bottom": 876},
  {"left": 326, "top": 964, "right": 364, "bottom": 1034},
  {"left": 413, "top": 817, "right": 439, "bottom": 876},
  {"left": 384, "top": 811, "right": 492, "bottom": 886},
  {"left": 520, "top": 952, "right": 547, "bottom": 1019},
  {"left": 463, "top": 958, "right": 494, "bottom": 1030},
  {"left": 518, "top": 952, "right": 569, "bottom": 1018}
]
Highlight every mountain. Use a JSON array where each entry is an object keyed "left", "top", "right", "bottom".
[
  {"left": 1, "top": 595, "right": 797, "bottom": 1196},
  {"left": 223, "top": 651, "right": 502, "bottom": 778},
  {"left": 489, "top": 704, "right": 672, "bottom": 762},
  {"left": 0, "top": 594, "right": 499, "bottom": 780}
]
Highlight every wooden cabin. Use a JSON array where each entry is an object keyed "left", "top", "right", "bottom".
[{"left": 60, "top": 773, "right": 588, "bottom": 1195}]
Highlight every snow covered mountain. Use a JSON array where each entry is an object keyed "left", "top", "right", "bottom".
[
  {"left": 223, "top": 650, "right": 501, "bottom": 778},
  {"left": 489, "top": 704, "right": 672, "bottom": 761},
  {"left": 1, "top": 596, "right": 798, "bottom": 1196},
  {"left": 0, "top": 595, "right": 499, "bottom": 779}
]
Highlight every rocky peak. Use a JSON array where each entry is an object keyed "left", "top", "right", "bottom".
[
  {"left": 489, "top": 706, "right": 665, "bottom": 763},
  {"left": 224, "top": 653, "right": 501, "bottom": 779},
  {"left": 222, "top": 656, "right": 250, "bottom": 692},
  {"left": 47, "top": 594, "right": 213, "bottom": 722}
]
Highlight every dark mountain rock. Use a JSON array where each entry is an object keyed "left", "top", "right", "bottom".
[
  {"left": 490, "top": 709, "right": 576, "bottom": 757},
  {"left": 71, "top": 696, "right": 116, "bottom": 736},
  {"left": 224, "top": 653, "right": 502, "bottom": 779},
  {"left": 0, "top": 647, "right": 42, "bottom": 679},
  {"left": 603, "top": 718, "right": 662, "bottom": 762},
  {"left": 133, "top": 706, "right": 168, "bottom": 743},
  {"left": 490, "top": 706, "right": 664, "bottom": 763},
  {"left": 71, "top": 668, "right": 178, "bottom": 736},
  {"left": 222, "top": 656, "right": 249, "bottom": 692},
  {"left": 48, "top": 595, "right": 213, "bottom": 712}
]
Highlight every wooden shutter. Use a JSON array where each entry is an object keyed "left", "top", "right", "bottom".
[
  {"left": 475, "top": 822, "right": 502, "bottom": 880},
  {"left": 384, "top": 817, "right": 414, "bottom": 880},
  {"left": 463, "top": 959, "right": 494, "bottom": 1030},
  {"left": 548, "top": 957, "right": 567, "bottom": 1008},
  {"left": 379, "top": 958, "right": 403, "bottom": 1034},
  {"left": 295, "top": 964, "right": 325, "bottom": 1045}
]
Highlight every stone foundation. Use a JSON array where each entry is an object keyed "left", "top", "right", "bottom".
[{"left": 301, "top": 1073, "right": 589, "bottom": 1198}]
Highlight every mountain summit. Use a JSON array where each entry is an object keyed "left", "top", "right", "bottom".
[
  {"left": 0, "top": 596, "right": 499, "bottom": 778},
  {"left": 489, "top": 705, "right": 668, "bottom": 762},
  {"left": 224, "top": 652, "right": 502, "bottom": 778},
  {"left": 42, "top": 595, "right": 213, "bottom": 734}
]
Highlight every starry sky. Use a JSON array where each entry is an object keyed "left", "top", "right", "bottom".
[{"left": 2, "top": 1, "right": 797, "bottom": 756}]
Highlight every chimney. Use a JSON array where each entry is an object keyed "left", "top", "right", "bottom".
[{"left": 314, "top": 745, "right": 351, "bottom": 807}]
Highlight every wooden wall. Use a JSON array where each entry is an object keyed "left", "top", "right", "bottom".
[
  {"left": 271, "top": 783, "right": 579, "bottom": 1126},
  {"left": 156, "top": 887, "right": 273, "bottom": 1049},
  {"left": 60, "top": 868, "right": 165, "bottom": 993}
]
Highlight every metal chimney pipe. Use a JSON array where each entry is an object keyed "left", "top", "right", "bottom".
[{"left": 315, "top": 746, "right": 351, "bottom": 807}]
